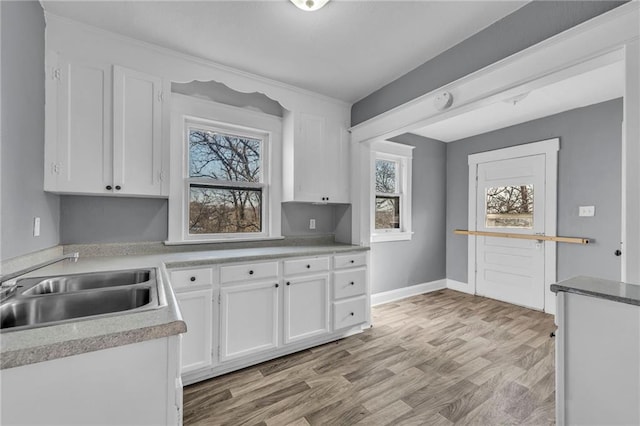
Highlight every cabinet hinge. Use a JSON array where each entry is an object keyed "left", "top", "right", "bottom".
[
  {"left": 51, "top": 162, "right": 61, "bottom": 175},
  {"left": 52, "top": 68, "right": 61, "bottom": 81},
  {"left": 157, "top": 91, "right": 164, "bottom": 102},
  {"left": 158, "top": 170, "right": 166, "bottom": 182}
]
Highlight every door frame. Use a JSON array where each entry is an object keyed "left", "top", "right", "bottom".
[{"left": 467, "top": 138, "right": 559, "bottom": 313}]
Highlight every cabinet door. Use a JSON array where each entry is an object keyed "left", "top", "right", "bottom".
[
  {"left": 324, "top": 122, "right": 350, "bottom": 203},
  {"left": 219, "top": 280, "right": 279, "bottom": 362},
  {"left": 113, "top": 66, "right": 164, "bottom": 196},
  {"left": 49, "top": 56, "right": 112, "bottom": 193},
  {"left": 284, "top": 274, "right": 330, "bottom": 344},
  {"left": 294, "top": 113, "right": 327, "bottom": 202},
  {"left": 175, "top": 289, "right": 213, "bottom": 374}
]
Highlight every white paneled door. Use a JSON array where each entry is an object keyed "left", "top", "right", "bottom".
[{"left": 475, "top": 154, "right": 546, "bottom": 310}]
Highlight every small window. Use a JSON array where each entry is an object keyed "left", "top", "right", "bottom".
[
  {"left": 187, "top": 125, "right": 267, "bottom": 236},
  {"left": 485, "top": 184, "right": 534, "bottom": 228},
  {"left": 370, "top": 141, "right": 414, "bottom": 243},
  {"left": 375, "top": 159, "right": 400, "bottom": 230}
]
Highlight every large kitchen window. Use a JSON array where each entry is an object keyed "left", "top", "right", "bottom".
[
  {"left": 168, "top": 94, "right": 282, "bottom": 243},
  {"left": 370, "top": 140, "right": 413, "bottom": 242}
]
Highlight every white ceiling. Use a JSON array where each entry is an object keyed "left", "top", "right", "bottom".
[
  {"left": 412, "top": 61, "right": 624, "bottom": 142},
  {"left": 41, "top": 0, "right": 527, "bottom": 103}
]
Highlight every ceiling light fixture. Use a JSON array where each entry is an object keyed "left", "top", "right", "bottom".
[{"left": 290, "top": 0, "right": 330, "bottom": 12}]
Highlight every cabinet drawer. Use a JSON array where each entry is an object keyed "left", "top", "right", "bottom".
[
  {"left": 170, "top": 268, "right": 212, "bottom": 290},
  {"left": 220, "top": 261, "right": 279, "bottom": 284},
  {"left": 332, "top": 296, "right": 367, "bottom": 330},
  {"left": 334, "top": 252, "right": 367, "bottom": 269},
  {"left": 283, "top": 257, "right": 330, "bottom": 276},
  {"left": 333, "top": 269, "right": 367, "bottom": 299}
]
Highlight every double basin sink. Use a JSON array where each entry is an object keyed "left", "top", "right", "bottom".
[{"left": 0, "top": 269, "right": 163, "bottom": 332}]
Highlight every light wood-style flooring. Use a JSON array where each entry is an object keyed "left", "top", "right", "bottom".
[{"left": 184, "top": 289, "right": 556, "bottom": 425}]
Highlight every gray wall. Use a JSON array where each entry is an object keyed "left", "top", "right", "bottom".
[
  {"left": 60, "top": 196, "right": 348, "bottom": 244},
  {"left": 1, "top": 1, "right": 60, "bottom": 261},
  {"left": 351, "top": 1, "right": 625, "bottom": 126},
  {"left": 370, "top": 133, "right": 446, "bottom": 294},
  {"left": 446, "top": 99, "right": 623, "bottom": 283}
]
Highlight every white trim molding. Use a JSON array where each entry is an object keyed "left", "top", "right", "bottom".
[
  {"left": 468, "top": 138, "right": 559, "bottom": 314},
  {"left": 371, "top": 279, "right": 447, "bottom": 306},
  {"left": 446, "top": 279, "right": 474, "bottom": 295}
]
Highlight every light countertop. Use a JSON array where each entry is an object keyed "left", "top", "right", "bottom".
[
  {"left": 1, "top": 243, "right": 367, "bottom": 369},
  {"left": 550, "top": 276, "right": 640, "bottom": 307}
]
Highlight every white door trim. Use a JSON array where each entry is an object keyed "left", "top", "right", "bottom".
[{"left": 468, "top": 138, "right": 559, "bottom": 313}]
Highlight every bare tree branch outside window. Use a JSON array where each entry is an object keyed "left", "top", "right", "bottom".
[
  {"left": 375, "top": 159, "right": 400, "bottom": 229},
  {"left": 188, "top": 128, "right": 263, "bottom": 234},
  {"left": 485, "top": 184, "right": 534, "bottom": 228}
]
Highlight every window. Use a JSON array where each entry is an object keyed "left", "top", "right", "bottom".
[
  {"left": 187, "top": 127, "right": 265, "bottom": 235},
  {"left": 485, "top": 184, "right": 534, "bottom": 229},
  {"left": 168, "top": 94, "right": 282, "bottom": 244},
  {"left": 370, "top": 141, "right": 413, "bottom": 242}
]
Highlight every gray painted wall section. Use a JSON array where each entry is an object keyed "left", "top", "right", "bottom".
[
  {"left": 370, "top": 133, "right": 446, "bottom": 294},
  {"left": 351, "top": 1, "right": 625, "bottom": 126},
  {"left": 60, "top": 196, "right": 348, "bottom": 244},
  {"left": 1, "top": 1, "right": 60, "bottom": 261},
  {"left": 446, "top": 99, "right": 622, "bottom": 284}
]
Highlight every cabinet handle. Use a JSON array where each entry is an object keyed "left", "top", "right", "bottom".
[
  {"left": 249, "top": 270, "right": 254, "bottom": 275},
  {"left": 615, "top": 250, "right": 622, "bottom": 256},
  {"left": 306, "top": 264, "right": 311, "bottom": 268},
  {"left": 350, "top": 281, "right": 355, "bottom": 285},
  {"left": 327, "top": 197, "right": 329, "bottom": 201},
  {"left": 190, "top": 276, "right": 196, "bottom": 282},
  {"left": 350, "top": 312, "right": 354, "bottom": 316},
  {"left": 275, "top": 283, "right": 279, "bottom": 288},
  {"left": 286, "top": 282, "right": 290, "bottom": 286},
  {"left": 115, "top": 185, "right": 122, "bottom": 190},
  {"left": 106, "top": 185, "right": 112, "bottom": 190},
  {"left": 350, "top": 260, "right": 355, "bottom": 264}
]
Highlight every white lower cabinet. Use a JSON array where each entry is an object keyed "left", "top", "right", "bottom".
[
  {"left": 220, "top": 280, "right": 279, "bottom": 362},
  {"left": 175, "top": 288, "right": 213, "bottom": 373},
  {"left": 284, "top": 274, "right": 330, "bottom": 344}
]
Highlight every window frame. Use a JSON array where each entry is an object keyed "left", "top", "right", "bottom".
[
  {"left": 370, "top": 140, "right": 414, "bottom": 243},
  {"left": 168, "top": 94, "right": 283, "bottom": 244}
]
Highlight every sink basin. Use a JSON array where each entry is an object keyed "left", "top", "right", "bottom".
[
  {"left": 20, "top": 270, "right": 151, "bottom": 295},
  {"left": 0, "top": 268, "right": 164, "bottom": 332},
  {"left": 1, "top": 287, "right": 151, "bottom": 329}
]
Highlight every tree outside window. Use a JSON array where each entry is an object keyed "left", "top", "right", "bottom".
[
  {"left": 485, "top": 184, "right": 534, "bottom": 228},
  {"left": 375, "top": 159, "right": 400, "bottom": 229}
]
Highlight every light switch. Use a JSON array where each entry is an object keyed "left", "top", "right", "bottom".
[{"left": 579, "top": 206, "right": 595, "bottom": 217}]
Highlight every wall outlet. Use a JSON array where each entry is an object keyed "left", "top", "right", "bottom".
[
  {"left": 579, "top": 206, "right": 595, "bottom": 217},
  {"left": 309, "top": 219, "right": 316, "bottom": 230},
  {"left": 33, "top": 217, "right": 41, "bottom": 237}
]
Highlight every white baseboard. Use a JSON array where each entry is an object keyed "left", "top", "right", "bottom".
[
  {"left": 371, "top": 279, "right": 447, "bottom": 306},
  {"left": 446, "top": 279, "right": 474, "bottom": 294}
]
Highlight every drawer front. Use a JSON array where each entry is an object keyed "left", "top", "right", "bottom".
[
  {"left": 221, "top": 261, "right": 279, "bottom": 284},
  {"left": 333, "top": 269, "right": 367, "bottom": 299},
  {"left": 169, "top": 268, "right": 213, "bottom": 290},
  {"left": 334, "top": 252, "right": 367, "bottom": 269},
  {"left": 333, "top": 296, "right": 367, "bottom": 330},
  {"left": 283, "top": 257, "right": 330, "bottom": 276}
]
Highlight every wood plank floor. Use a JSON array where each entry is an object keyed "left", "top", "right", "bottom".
[{"left": 184, "top": 289, "right": 556, "bottom": 425}]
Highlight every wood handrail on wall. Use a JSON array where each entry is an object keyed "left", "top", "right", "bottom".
[{"left": 454, "top": 229, "right": 591, "bottom": 245}]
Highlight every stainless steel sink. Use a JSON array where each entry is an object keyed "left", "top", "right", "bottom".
[
  {"left": 1, "top": 287, "right": 151, "bottom": 329},
  {"left": 20, "top": 270, "right": 151, "bottom": 295},
  {"left": 0, "top": 268, "right": 164, "bottom": 332}
]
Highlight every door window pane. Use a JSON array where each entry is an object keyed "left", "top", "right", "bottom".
[
  {"left": 485, "top": 185, "right": 533, "bottom": 228},
  {"left": 189, "top": 185, "right": 262, "bottom": 234},
  {"left": 375, "top": 196, "right": 400, "bottom": 229}
]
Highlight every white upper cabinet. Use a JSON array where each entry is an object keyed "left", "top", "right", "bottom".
[
  {"left": 45, "top": 55, "right": 167, "bottom": 197},
  {"left": 282, "top": 111, "right": 350, "bottom": 204}
]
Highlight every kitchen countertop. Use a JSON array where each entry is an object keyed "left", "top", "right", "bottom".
[
  {"left": 0, "top": 243, "right": 367, "bottom": 369},
  {"left": 550, "top": 276, "right": 640, "bottom": 307}
]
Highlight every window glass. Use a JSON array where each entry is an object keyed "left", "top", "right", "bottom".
[
  {"left": 187, "top": 126, "right": 264, "bottom": 236},
  {"left": 375, "top": 196, "right": 400, "bottom": 229},
  {"left": 189, "top": 129, "right": 261, "bottom": 182},
  {"left": 485, "top": 184, "right": 534, "bottom": 228},
  {"left": 375, "top": 159, "right": 398, "bottom": 193}
]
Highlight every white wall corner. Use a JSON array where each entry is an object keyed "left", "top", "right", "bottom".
[
  {"left": 371, "top": 279, "right": 447, "bottom": 306},
  {"left": 446, "top": 279, "right": 474, "bottom": 294}
]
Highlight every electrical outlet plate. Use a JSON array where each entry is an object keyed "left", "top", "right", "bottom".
[
  {"left": 309, "top": 219, "right": 316, "bottom": 230},
  {"left": 33, "top": 217, "right": 41, "bottom": 237},
  {"left": 579, "top": 206, "right": 595, "bottom": 217}
]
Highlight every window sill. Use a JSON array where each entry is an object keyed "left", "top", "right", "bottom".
[
  {"left": 371, "top": 231, "right": 413, "bottom": 243},
  {"left": 164, "top": 236, "right": 285, "bottom": 246}
]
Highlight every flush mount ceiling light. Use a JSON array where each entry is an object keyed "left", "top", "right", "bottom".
[{"left": 290, "top": 0, "right": 330, "bottom": 12}]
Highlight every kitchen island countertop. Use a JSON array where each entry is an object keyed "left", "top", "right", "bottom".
[{"left": 550, "top": 275, "right": 640, "bottom": 307}]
